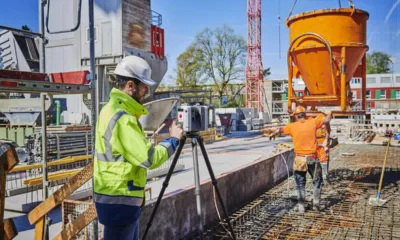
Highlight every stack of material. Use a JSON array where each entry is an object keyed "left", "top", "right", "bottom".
[
  {"left": 237, "top": 108, "right": 258, "bottom": 131},
  {"left": 215, "top": 108, "right": 264, "bottom": 132},
  {"left": 251, "top": 118, "right": 264, "bottom": 130},
  {"left": 26, "top": 125, "right": 92, "bottom": 164}
]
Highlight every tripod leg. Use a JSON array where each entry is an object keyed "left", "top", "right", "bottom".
[
  {"left": 197, "top": 137, "right": 237, "bottom": 240},
  {"left": 192, "top": 138, "right": 204, "bottom": 239},
  {"left": 142, "top": 136, "right": 186, "bottom": 240}
]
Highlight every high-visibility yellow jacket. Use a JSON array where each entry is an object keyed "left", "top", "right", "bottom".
[{"left": 93, "top": 88, "right": 178, "bottom": 226}]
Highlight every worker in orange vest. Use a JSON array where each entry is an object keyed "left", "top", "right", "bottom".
[
  {"left": 315, "top": 115, "right": 331, "bottom": 185},
  {"left": 274, "top": 106, "right": 331, "bottom": 214}
]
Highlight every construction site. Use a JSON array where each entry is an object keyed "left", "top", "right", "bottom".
[{"left": 0, "top": 0, "right": 400, "bottom": 239}]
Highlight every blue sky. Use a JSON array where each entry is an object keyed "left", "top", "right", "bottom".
[{"left": 1, "top": 0, "right": 399, "bottom": 81}]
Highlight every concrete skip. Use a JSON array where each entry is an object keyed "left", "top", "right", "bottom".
[{"left": 139, "top": 149, "right": 294, "bottom": 239}]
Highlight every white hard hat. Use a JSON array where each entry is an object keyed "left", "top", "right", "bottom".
[{"left": 114, "top": 56, "right": 156, "bottom": 86}]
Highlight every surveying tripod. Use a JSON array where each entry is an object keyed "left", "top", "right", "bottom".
[{"left": 142, "top": 132, "right": 236, "bottom": 240}]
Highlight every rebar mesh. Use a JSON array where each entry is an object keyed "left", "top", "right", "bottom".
[
  {"left": 201, "top": 144, "right": 400, "bottom": 239},
  {"left": 62, "top": 199, "right": 103, "bottom": 240}
]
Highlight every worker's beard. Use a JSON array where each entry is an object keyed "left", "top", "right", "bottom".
[{"left": 131, "top": 91, "right": 144, "bottom": 104}]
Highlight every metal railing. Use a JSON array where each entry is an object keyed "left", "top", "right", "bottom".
[
  {"left": 5, "top": 155, "right": 92, "bottom": 206},
  {"left": 151, "top": 10, "right": 162, "bottom": 27}
]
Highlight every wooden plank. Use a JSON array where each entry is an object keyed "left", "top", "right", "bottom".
[
  {"left": 53, "top": 204, "right": 97, "bottom": 240},
  {"left": 34, "top": 217, "right": 45, "bottom": 240},
  {"left": 9, "top": 155, "right": 92, "bottom": 173},
  {"left": 0, "top": 144, "right": 19, "bottom": 239},
  {"left": 2, "top": 219, "right": 18, "bottom": 240},
  {"left": 24, "top": 169, "right": 81, "bottom": 186},
  {"left": 28, "top": 162, "right": 93, "bottom": 225}
]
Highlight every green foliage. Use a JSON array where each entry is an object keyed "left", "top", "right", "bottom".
[
  {"left": 263, "top": 68, "right": 271, "bottom": 78},
  {"left": 175, "top": 46, "right": 203, "bottom": 89},
  {"left": 366, "top": 51, "right": 392, "bottom": 74},
  {"left": 175, "top": 25, "right": 247, "bottom": 105}
]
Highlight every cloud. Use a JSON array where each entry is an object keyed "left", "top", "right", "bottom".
[{"left": 385, "top": 0, "right": 400, "bottom": 24}]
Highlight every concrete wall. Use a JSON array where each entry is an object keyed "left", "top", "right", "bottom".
[
  {"left": 139, "top": 150, "right": 294, "bottom": 240},
  {"left": 122, "top": 0, "right": 151, "bottom": 52}
]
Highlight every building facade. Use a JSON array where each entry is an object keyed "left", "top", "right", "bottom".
[
  {"left": 264, "top": 79, "right": 289, "bottom": 121},
  {"left": 42, "top": 0, "right": 167, "bottom": 124},
  {"left": 267, "top": 74, "right": 400, "bottom": 128}
]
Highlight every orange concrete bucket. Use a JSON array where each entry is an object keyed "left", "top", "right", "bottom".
[{"left": 286, "top": 8, "right": 369, "bottom": 113}]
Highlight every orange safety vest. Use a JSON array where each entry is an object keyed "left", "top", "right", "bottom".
[{"left": 316, "top": 127, "right": 328, "bottom": 163}]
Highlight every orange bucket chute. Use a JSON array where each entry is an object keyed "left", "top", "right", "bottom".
[{"left": 286, "top": 8, "right": 369, "bottom": 114}]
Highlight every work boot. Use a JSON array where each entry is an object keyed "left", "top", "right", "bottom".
[
  {"left": 312, "top": 187, "right": 322, "bottom": 211},
  {"left": 321, "top": 162, "right": 329, "bottom": 185},
  {"left": 296, "top": 189, "right": 306, "bottom": 214}
]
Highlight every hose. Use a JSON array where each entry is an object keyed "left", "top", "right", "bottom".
[{"left": 213, "top": 186, "right": 234, "bottom": 239}]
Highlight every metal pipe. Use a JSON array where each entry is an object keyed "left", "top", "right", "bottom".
[
  {"left": 55, "top": 100, "right": 60, "bottom": 126},
  {"left": 361, "top": 55, "right": 367, "bottom": 111},
  {"left": 341, "top": 47, "right": 347, "bottom": 111},
  {"left": 39, "top": 0, "right": 47, "bottom": 73},
  {"left": 287, "top": 54, "right": 293, "bottom": 111},
  {"left": 88, "top": 0, "right": 98, "bottom": 238},
  {"left": 46, "top": 0, "right": 83, "bottom": 34},
  {"left": 191, "top": 138, "right": 204, "bottom": 239},
  {"left": 40, "top": 93, "right": 49, "bottom": 239}
]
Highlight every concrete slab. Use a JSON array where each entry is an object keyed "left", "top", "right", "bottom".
[{"left": 147, "top": 135, "right": 292, "bottom": 199}]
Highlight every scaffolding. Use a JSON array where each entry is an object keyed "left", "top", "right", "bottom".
[{"left": 0, "top": 0, "right": 97, "bottom": 239}]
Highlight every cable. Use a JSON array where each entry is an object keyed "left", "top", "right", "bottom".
[
  {"left": 213, "top": 186, "right": 235, "bottom": 239},
  {"left": 279, "top": 151, "right": 291, "bottom": 198},
  {"left": 286, "top": 0, "right": 298, "bottom": 20},
  {"left": 278, "top": 0, "right": 281, "bottom": 59}
]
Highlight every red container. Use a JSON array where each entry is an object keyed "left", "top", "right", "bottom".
[
  {"left": 50, "top": 70, "right": 90, "bottom": 84},
  {"left": 218, "top": 113, "right": 232, "bottom": 132},
  {"left": 151, "top": 25, "right": 165, "bottom": 58},
  {"left": 0, "top": 69, "right": 47, "bottom": 81}
]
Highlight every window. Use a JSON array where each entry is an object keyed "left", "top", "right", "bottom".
[
  {"left": 366, "top": 90, "right": 371, "bottom": 99},
  {"left": 381, "top": 77, "right": 391, "bottom": 84},
  {"left": 367, "top": 77, "right": 376, "bottom": 84},
  {"left": 351, "top": 78, "right": 361, "bottom": 84},
  {"left": 396, "top": 76, "right": 400, "bottom": 83},
  {"left": 380, "top": 89, "right": 386, "bottom": 99},
  {"left": 86, "top": 26, "right": 98, "bottom": 42},
  {"left": 396, "top": 90, "right": 400, "bottom": 99}
]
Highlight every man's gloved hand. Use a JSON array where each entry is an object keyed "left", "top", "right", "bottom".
[{"left": 169, "top": 120, "right": 184, "bottom": 140}]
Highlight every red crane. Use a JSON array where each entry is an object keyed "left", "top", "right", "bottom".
[{"left": 246, "top": 0, "right": 264, "bottom": 112}]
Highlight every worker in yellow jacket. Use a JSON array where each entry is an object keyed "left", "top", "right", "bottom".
[{"left": 93, "top": 56, "right": 184, "bottom": 240}]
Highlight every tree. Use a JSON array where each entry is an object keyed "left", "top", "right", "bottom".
[
  {"left": 366, "top": 51, "right": 392, "bottom": 74},
  {"left": 21, "top": 25, "right": 31, "bottom": 31},
  {"left": 174, "top": 46, "right": 203, "bottom": 88},
  {"left": 185, "top": 25, "right": 247, "bottom": 105},
  {"left": 263, "top": 67, "right": 271, "bottom": 79}
]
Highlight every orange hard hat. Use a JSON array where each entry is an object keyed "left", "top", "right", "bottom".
[{"left": 293, "top": 106, "right": 306, "bottom": 115}]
